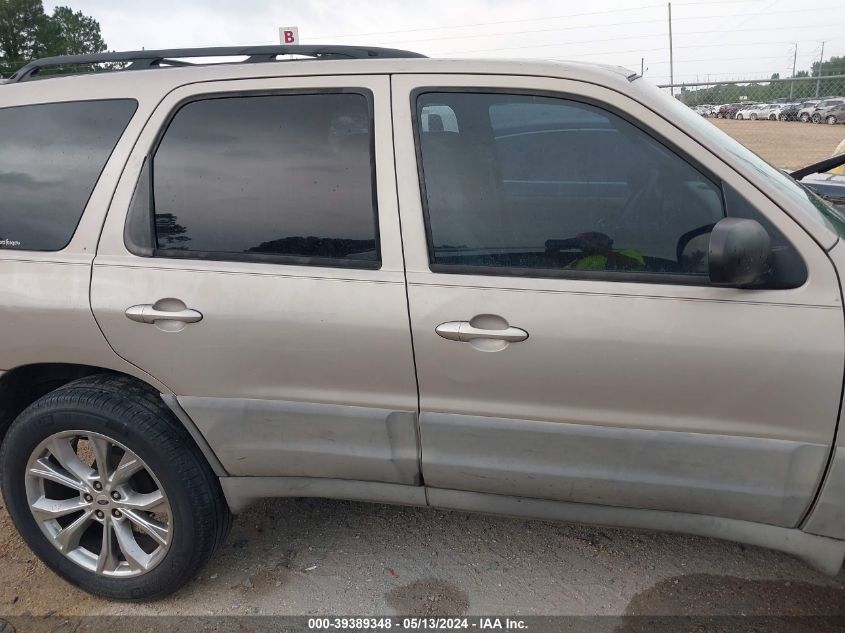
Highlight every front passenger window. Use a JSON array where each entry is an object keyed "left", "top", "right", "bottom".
[{"left": 415, "top": 92, "right": 725, "bottom": 278}]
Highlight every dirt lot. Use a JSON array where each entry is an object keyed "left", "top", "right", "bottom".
[
  {"left": 710, "top": 117, "right": 845, "bottom": 171},
  {"left": 1, "top": 496, "right": 844, "bottom": 623}
]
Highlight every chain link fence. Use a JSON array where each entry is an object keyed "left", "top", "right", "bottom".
[{"left": 658, "top": 75, "right": 845, "bottom": 170}]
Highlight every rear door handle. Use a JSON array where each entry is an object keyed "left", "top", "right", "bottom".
[
  {"left": 125, "top": 304, "right": 203, "bottom": 324},
  {"left": 435, "top": 321, "right": 528, "bottom": 343}
]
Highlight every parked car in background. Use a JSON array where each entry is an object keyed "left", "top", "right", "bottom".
[
  {"left": 823, "top": 104, "right": 845, "bottom": 125},
  {"left": 735, "top": 104, "right": 762, "bottom": 119},
  {"left": 692, "top": 104, "right": 717, "bottom": 117},
  {"left": 756, "top": 103, "right": 785, "bottom": 120},
  {"left": 812, "top": 99, "right": 845, "bottom": 123},
  {"left": 798, "top": 100, "right": 821, "bottom": 122},
  {"left": 778, "top": 103, "right": 802, "bottom": 121},
  {"left": 717, "top": 103, "right": 741, "bottom": 118}
]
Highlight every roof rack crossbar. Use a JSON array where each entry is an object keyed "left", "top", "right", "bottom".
[{"left": 5, "top": 44, "right": 426, "bottom": 83}]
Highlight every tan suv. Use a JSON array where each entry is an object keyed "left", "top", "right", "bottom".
[{"left": 2, "top": 45, "right": 845, "bottom": 601}]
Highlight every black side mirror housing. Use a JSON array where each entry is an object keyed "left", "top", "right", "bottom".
[{"left": 709, "top": 217, "right": 771, "bottom": 287}]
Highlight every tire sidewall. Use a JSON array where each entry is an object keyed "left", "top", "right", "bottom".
[{"left": 1, "top": 400, "right": 205, "bottom": 600}]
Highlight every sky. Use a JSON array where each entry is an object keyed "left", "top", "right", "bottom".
[{"left": 45, "top": 0, "right": 845, "bottom": 86}]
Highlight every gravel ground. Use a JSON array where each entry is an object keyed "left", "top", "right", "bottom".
[
  {"left": 1, "top": 496, "right": 844, "bottom": 619},
  {"left": 709, "top": 117, "right": 845, "bottom": 170}
]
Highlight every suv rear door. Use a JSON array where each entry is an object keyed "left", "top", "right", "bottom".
[
  {"left": 392, "top": 73, "right": 843, "bottom": 527},
  {"left": 91, "top": 75, "right": 421, "bottom": 486}
]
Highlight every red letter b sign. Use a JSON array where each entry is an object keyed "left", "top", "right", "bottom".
[{"left": 279, "top": 26, "right": 299, "bottom": 45}]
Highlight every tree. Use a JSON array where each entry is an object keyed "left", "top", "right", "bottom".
[
  {"left": 811, "top": 55, "right": 845, "bottom": 79},
  {"left": 0, "top": 1, "right": 106, "bottom": 76},
  {"left": 0, "top": 0, "right": 45, "bottom": 70},
  {"left": 37, "top": 6, "right": 105, "bottom": 57}
]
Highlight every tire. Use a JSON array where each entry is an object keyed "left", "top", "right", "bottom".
[
  {"left": 736, "top": 114, "right": 744, "bottom": 120},
  {"left": 0, "top": 374, "right": 231, "bottom": 600},
  {"left": 750, "top": 113, "right": 758, "bottom": 120},
  {"left": 800, "top": 113, "right": 810, "bottom": 122},
  {"left": 812, "top": 114, "right": 821, "bottom": 124},
  {"left": 828, "top": 116, "right": 837, "bottom": 125},
  {"left": 769, "top": 114, "right": 777, "bottom": 121}
]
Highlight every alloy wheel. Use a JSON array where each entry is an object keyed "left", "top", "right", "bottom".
[{"left": 24, "top": 430, "right": 172, "bottom": 577}]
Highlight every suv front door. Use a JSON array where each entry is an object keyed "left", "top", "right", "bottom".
[
  {"left": 392, "top": 74, "right": 843, "bottom": 527},
  {"left": 92, "top": 75, "right": 421, "bottom": 487}
]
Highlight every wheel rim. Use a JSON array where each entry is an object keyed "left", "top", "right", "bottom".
[
  {"left": 24, "top": 430, "right": 173, "bottom": 577},
  {"left": 829, "top": 117, "right": 836, "bottom": 125}
]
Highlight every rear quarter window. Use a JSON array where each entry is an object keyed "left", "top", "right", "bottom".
[{"left": 0, "top": 99, "right": 137, "bottom": 252}]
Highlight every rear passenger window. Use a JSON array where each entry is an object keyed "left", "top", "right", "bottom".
[
  {"left": 415, "top": 92, "right": 725, "bottom": 279},
  {"left": 138, "top": 92, "right": 379, "bottom": 267},
  {"left": 0, "top": 100, "right": 137, "bottom": 252}
]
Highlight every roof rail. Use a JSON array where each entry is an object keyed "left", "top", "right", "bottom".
[{"left": 5, "top": 45, "right": 426, "bottom": 83}]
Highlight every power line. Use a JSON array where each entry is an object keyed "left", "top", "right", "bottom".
[
  {"left": 438, "top": 22, "right": 845, "bottom": 56},
  {"left": 370, "top": 5, "right": 844, "bottom": 48},
  {"left": 326, "top": 6, "right": 842, "bottom": 48},
  {"left": 308, "top": 3, "right": 665, "bottom": 40},
  {"left": 309, "top": 2, "right": 841, "bottom": 44},
  {"left": 645, "top": 54, "right": 796, "bottom": 65}
]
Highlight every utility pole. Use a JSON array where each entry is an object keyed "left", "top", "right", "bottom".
[
  {"left": 668, "top": 2, "right": 674, "bottom": 96},
  {"left": 789, "top": 43, "right": 797, "bottom": 99},
  {"left": 815, "top": 41, "right": 826, "bottom": 97}
]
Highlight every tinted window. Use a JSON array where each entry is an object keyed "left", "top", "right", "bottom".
[
  {"left": 0, "top": 100, "right": 137, "bottom": 251},
  {"left": 150, "top": 92, "right": 378, "bottom": 266},
  {"left": 416, "top": 92, "right": 725, "bottom": 277}
]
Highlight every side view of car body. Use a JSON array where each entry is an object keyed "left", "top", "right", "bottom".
[
  {"left": 821, "top": 103, "right": 845, "bottom": 125},
  {"left": 2, "top": 46, "right": 845, "bottom": 600},
  {"left": 778, "top": 102, "right": 802, "bottom": 121},
  {"left": 734, "top": 103, "right": 761, "bottom": 119},
  {"left": 811, "top": 98, "right": 845, "bottom": 123},
  {"left": 755, "top": 103, "right": 785, "bottom": 120},
  {"left": 716, "top": 103, "right": 742, "bottom": 118},
  {"left": 798, "top": 100, "right": 821, "bottom": 122}
]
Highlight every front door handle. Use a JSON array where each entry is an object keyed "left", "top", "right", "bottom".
[
  {"left": 125, "top": 304, "right": 203, "bottom": 325},
  {"left": 435, "top": 321, "right": 528, "bottom": 343}
]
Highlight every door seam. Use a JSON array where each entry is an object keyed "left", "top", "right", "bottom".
[
  {"left": 798, "top": 243, "right": 845, "bottom": 528},
  {"left": 389, "top": 73, "right": 427, "bottom": 495}
]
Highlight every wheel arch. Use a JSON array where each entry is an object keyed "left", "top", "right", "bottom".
[{"left": 0, "top": 363, "right": 227, "bottom": 477}]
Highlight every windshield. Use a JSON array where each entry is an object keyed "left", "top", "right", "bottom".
[{"left": 638, "top": 80, "right": 845, "bottom": 240}]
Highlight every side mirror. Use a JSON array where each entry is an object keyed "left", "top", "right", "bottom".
[{"left": 709, "top": 217, "right": 771, "bottom": 287}]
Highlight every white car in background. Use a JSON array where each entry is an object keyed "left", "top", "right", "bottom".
[
  {"left": 756, "top": 103, "right": 786, "bottom": 120},
  {"left": 734, "top": 104, "right": 762, "bottom": 119}
]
